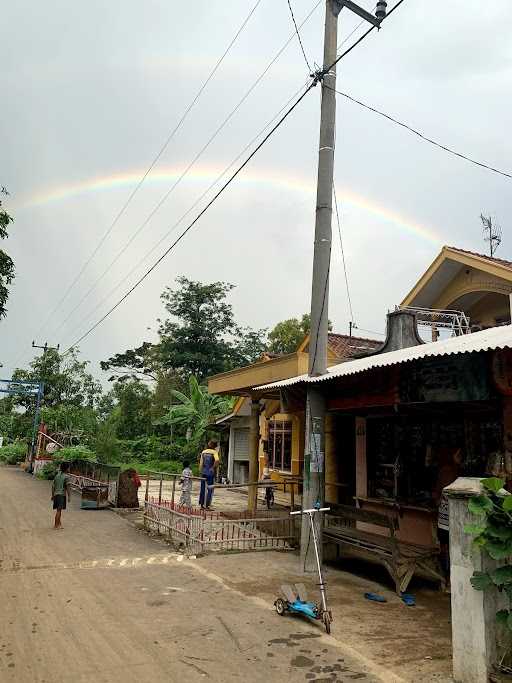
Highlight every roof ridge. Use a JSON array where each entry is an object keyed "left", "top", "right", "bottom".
[{"left": 445, "top": 245, "right": 512, "bottom": 269}]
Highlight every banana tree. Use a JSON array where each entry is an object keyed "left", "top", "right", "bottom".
[{"left": 156, "top": 376, "right": 233, "bottom": 451}]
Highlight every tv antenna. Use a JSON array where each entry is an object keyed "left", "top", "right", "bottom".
[{"left": 480, "top": 213, "right": 502, "bottom": 258}]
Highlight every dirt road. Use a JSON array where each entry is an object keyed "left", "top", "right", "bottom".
[{"left": 0, "top": 467, "right": 390, "bottom": 683}]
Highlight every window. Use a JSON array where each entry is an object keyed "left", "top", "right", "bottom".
[{"left": 268, "top": 420, "right": 292, "bottom": 472}]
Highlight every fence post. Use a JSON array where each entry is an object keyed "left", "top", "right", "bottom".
[
  {"left": 171, "top": 475, "right": 176, "bottom": 508},
  {"left": 445, "top": 477, "right": 501, "bottom": 682},
  {"left": 158, "top": 473, "right": 163, "bottom": 505},
  {"left": 290, "top": 481, "right": 295, "bottom": 511},
  {"left": 145, "top": 473, "right": 150, "bottom": 503}
]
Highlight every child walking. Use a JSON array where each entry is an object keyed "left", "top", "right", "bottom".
[
  {"left": 51, "top": 462, "right": 71, "bottom": 529},
  {"left": 179, "top": 461, "right": 193, "bottom": 508}
]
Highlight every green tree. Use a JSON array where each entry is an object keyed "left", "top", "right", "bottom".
[
  {"left": 102, "top": 277, "right": 267, "bottom": 384},
  {"left": 268, "top": 313, "right": 333, "bottom": 355},
  {"left": 157, "top": 375, "right": 233, "bottom": 453},
  {"left": 112, "top": 380, "right": 153, "bottom": 440},
  {"left": 12, "top": 348, "right": 102, "bottom": 409},
  {"left": 158, "top": 277, "right": 239, "bottom": 381},
  {"left": 100, "top": 341, "right": 160, "bottom": 382},
  {"left": 0, "top": 187, "right": 15, "bottom": 320}
]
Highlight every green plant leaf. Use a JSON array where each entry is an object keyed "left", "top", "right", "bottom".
[
  {"left": 486, "top": 522, "right": 512, "bottom": 541},
  {"left": 503, "top": 496, "right": 512, "bottom": 513},
  {"left": 482, "top": 477, "right": 505, "bottom": 493},
  {"left": 497, "top": 609, "right": 510, "bottom": 626},
  {"left": 487, "top": 540, "right": 512, "bottom": 561},
  {"left": 470, "top": 571, "right": 493, "bottom": 591},
  {"left": 464, "top": 523, "right": 487, "bottom": 536},
  {"left": 468, "top": 495, "right": 494, "bottom": 516},
  {"left": 507, "top": 612, "right": 512, "bottom": 632},
  {"left": 491, "top": 566, "right": 512, "bottom": 586}
]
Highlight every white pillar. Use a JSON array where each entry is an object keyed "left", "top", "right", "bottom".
[{"left": 445, "top": 477, "right": 499, "bottom": 683}]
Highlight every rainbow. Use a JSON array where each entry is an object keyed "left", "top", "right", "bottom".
[{"left": 14, "top": 166, "right": 444, "bottom": 246}]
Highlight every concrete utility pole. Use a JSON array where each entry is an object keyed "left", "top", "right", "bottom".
[
  {"left": 301, "top": 0, "right": 340, "bottom": 572},
  {"left": 301, "top": 0, "right": 386, "bottom": 571}
]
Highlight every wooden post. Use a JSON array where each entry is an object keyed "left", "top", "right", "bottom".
[
  {"left": 325, "top": 413, "right": 337, "bottom": 503},
  {"left": 171, "top": 475, "right": 177, "bottom": 508},
  {"left": 355, "top": 417, "right": 367, "bottom": 499},
  {"left": 145, "top": 473, "right": 150, "bottom": 503},
  {"left": 248, "top": 399, "right": 260, "bottom": 512},
  {"left": 158, "top": 473, "right": 163, "bottom": 505},
  {"left": 290, "top": 481, "right": 295, "bottom": 511}
]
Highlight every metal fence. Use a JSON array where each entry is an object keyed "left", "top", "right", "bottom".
[
  {"left": 143, "top": 499, "right": 298, "bottom": 554},
  {"left": 68, "top": 460, "right": 120, "bottom": 506}
]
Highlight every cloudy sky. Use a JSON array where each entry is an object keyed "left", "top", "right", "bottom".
[{"left": 1, "top": 0, "right": 511, "bottom": 380}]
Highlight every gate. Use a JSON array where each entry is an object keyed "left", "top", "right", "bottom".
[{"left": 143, "top": 499, "right": 298, "bottom": 554}]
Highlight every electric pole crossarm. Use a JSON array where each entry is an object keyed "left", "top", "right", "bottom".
[{"left": 336, "top": 0, "right": 382, "bottom": 26}]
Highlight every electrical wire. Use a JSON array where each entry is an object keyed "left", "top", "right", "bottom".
[
  {"left": 63, "top": 83, "right": 317, "bottom": 353},
  {"left": 62, "top": 0, "right": 406, "bottom": 353},
  {"left": 325, "top": 0, "right": 407, "bottom": 74},
  {"left": 61, "top": 79, "right": 313, "bottom": 347},
  {"left": 328, "top": 86, "right": 512, "bottom": 181},
  {"left": 337, "top": 4, "right": 377, "bottom": 51},
  {"left": 353, "top": 326, "right": 385, "bottom": 336},
  {"left": 30, "top": 0, "right": 264, "bottom": 343},
  {"left": 332, "top": 183, "right": 355, "bottom": 323},
  {"left": 287, "top": 0, "right": 312, "bottom": 73},
  {"left": 53, "top": 1, "right": 324, "bottom": 339}
]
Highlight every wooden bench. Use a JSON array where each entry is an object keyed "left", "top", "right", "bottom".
[{"left": 323, "top": 503, "right": 444, "bottom": 594}]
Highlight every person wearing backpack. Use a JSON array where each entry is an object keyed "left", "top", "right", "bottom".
[{"left": 198, "top": 441, "right": 219, "bottom": 509}]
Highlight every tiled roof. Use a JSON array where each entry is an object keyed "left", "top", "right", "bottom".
[
  {"left": 446, "top": 246, "right": 512, "bottom": 270},
  {"left": 328, "top": 333, "right": 382, "bottom": 359}
]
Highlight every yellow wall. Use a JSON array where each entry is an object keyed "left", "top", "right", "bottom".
[{"left": 257, "top": 407, "right": 304, "bottom": 481}]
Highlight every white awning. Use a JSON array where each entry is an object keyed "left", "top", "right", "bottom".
[{"left": 257, "top": 325, "right": 512, "bottom": 391}]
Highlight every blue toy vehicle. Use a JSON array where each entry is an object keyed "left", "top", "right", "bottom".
[{"left": 274, "top": 507, "right": 333, "bottom": 633}]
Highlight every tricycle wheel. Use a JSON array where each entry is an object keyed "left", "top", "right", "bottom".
[
  {"left": 275, "top": 598, "right": 286, "bottom": 616},
  {"left": 323, "top": 611, "right": 331, "bottom": 634}
]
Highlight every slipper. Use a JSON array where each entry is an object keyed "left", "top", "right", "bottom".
[
  {"left": 400, "top": 593, "right": 416, "bottom": 606},
  {"left": 364, "top": 592, "right": 387, "bottom": 603}
]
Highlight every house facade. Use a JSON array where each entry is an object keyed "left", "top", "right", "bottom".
[{"left": 209, "top": 334, "right": 381, "bottom": 485}]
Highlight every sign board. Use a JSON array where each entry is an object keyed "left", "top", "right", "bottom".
[{"left": 0, "top": 379, "right": 41, "bottom": 396}]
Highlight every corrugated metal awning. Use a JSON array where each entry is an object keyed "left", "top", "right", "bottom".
[{"left": 257, "top": 325, "right": 512, "bottom": 391}]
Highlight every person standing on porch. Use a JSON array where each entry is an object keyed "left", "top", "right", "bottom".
[{"left": 198, "top": 441, "right": 219, "bottom": 509}]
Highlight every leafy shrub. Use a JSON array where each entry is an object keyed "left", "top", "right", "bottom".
[
  {"left": 466, "top": 477, "right": 512, "bottom": 635},
  {"left": 54, "top": 445, "right": 96, "bottom": 463},
  {"left": 0, "top": 442, "right": 27, "bottom": 465},
  {"left": 94, "top": 421, "right": 121, "bottom": 463},
  {"left": 36, "top": 462, "right": 58, "bottom": 480}
]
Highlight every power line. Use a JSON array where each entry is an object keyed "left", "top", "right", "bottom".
[
  {"left": 61, "top": 79, "right": 313, "bottom": 348},
  {"left": 31, "top": 0, "right": 263, "bottom": 343},
  {"left": 287, "top": 0, "right": 312, "bottom": 73},
  {"left": 337, "top": 4, "right": 377, "bottom": 51},
  {"left": 352, "top": 325, "right": 385, "bottom": 336},
  {"left": 326, "top": 0, "right": 407, "bottom": 74},
  {"left": 332, "top": 183, "right": 354, "bottom": 323},
  {"left": 64, "top": 83, "right": 317, "bottom": 352},
  {"left": 328, "top": 86, "right": 512, "bottom": 181},
  {"left": 53, "top": 1, "right": 324, "bottom": 339},
  {"left": 63, "top": 1, "right": 405, "bottom": 353}
]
